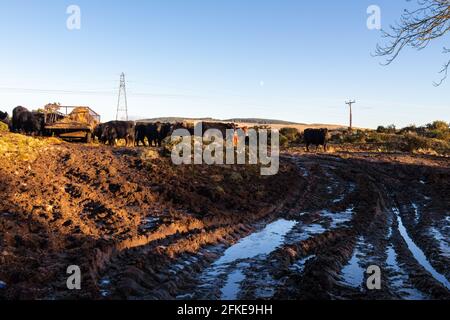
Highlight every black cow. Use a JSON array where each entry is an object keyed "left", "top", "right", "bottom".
[
  {"left": 93, "top": 123, "right": 107, "bottom": 143},
  {"left": 134, "top": 123, "right": 146, "bottom": 146},
  {"left": 304, "top": 128, "right": 329, "bottom": 152},
  {"left": 100, "top": 121, "right": 135, "bottom": 147},
  {"left": 11, "top": 106, "right": 45, "bottom": 135},
  {"left": 0, "top": 111, "right": 9, "bottom": 127},
  {"left": 195, "top": 122, "right": 236, "bottom": 138},
  {"left": 135, "top": 123, "right": 158, "bottom": 147},
  {"left": 156, "top": 122, "right": 172, "bottom": 147},
  {"left": 135, "top": 122, "right": 173, "bottom": 147},
  {"left": 171, "top": 122, "right": 195, "bottom": 135},
  {"left": 12, "top": 106, "right": 27, "bottom": 132}
]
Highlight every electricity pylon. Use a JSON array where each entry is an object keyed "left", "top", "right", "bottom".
[{"left": 116, "top": 72, "right": 128, "bottom": 121}]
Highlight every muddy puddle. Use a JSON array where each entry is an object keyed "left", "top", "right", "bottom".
[
  {"left": 192, "top": 219, "right": 297, "bottom": 300},
  {"left": 386, "top": 244, "right": 427, "bottom": 300},
  {"left": 322, "top": 208, "right": 353, "bottom": 229},
  {"left": 393, "top": 208, "right": 450, "bottom": 290},
  {"left": 429, "top": 227, "right": 450, "bottom": 259},
  {"left": 338, "top": 236, "right": 366, "bottom": 289},
  {"left": 98, "top": 278, "right": 112, "bottom": 297},
  {"left": 190, "top": 207, "right": 356, "bottom": 300},
  {"left": 290, "top": 255, "right": 316, "bottom": 274},
  {"left": 285, "top": 208, "right": 353, "bottom": 244},
  {"left": 411, "top": 203, "right": 420, "bottom": 224},
  {"left": 139, "top": 216, "right": 160, "bottom": 232},
  {"left": 220, "top": 263, "right": 249, "bottom": 300},
  {"left": 285, "top": 223, "right": 325, "bottom": 244}
]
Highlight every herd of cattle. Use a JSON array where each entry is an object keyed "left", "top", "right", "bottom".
[
  {"left": 0, "top": 107, "right": 329, "bottom": 150},
  {"left": 93, "top": 121, "right": 238, "bottom": 147},
  {"left": 93, "top": 121, "right": 175, "bottom": 147},
  {"left": 1, "top": 107, "right": 48, "bottom": 135}
]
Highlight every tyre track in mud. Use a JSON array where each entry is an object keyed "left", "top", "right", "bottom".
[
  {"left": 0, "top": 140, "right": 299, "bottom": 299},
  {"left": 71, "top": 156, "right": 302, "bottom": 300},
  {"left": 95, "top": 185, "right": 300, "bottom": 300},
  {"left": 170, "top": 152, "right": 449, "bottom": 300},
  {"left": 272, "top": 153, "right": 450, "bottom": 300},
  {"left": 1, "top": 137, "right": 448, "bottom": 300}
]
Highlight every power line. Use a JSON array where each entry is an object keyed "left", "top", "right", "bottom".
[{"left": 0, "top": 87, "right": 116, "bottom": 96}]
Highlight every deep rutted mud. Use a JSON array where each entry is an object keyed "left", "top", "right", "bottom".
[
  {"left": 0, "top": 134, "right": 449, "bottom": 300},
  {"left": 0, "top": 135, "right": 298, "bottom": 299},
  {"left": 170, "top": 151, "right": 450, "bottom": 301}
]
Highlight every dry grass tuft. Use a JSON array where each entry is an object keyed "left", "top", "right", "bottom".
[{"left": 0, "top": 132, "right": 63, "bottom": 162}]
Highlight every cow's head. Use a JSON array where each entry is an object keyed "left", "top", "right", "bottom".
[{"left": 0, "top": 111, "right": 8, "bottom": 121}]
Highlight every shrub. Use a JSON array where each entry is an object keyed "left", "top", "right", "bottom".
[
  {"left": 399, "top": 124, "right": 417, "bottom": 134},
  {"left": 377, "top": 125, "right": 396, "bottom": 134},
  {"left": 402, "top": 133, "right": 432, "bottom": 152},
  {"left": 343, "top": 130, "right": 367, "bottom": 144},
  {"left": 279, "top": 127, "right": 300, "bottom": 147},
  {"left": 366, "top": 132, "right": 394, "bottom": 144},
  {"left": 279, "top": 127, "right": 300, "bottom": 142},
  {"left": 279, "top": 134, "right": 289, "bottom": 147},
  {"left": 330, "top": 132, "right": 344, "bottom": 143},
  {"left": 395, "top": 133, "right": 449, "bottom": 154},
  {"left": 427, "top": 120, "right": 449, "bottom": 131}
]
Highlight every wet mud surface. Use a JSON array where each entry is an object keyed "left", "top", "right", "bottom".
[{"left": 0, "top": 137, "right": 449, "bottom": 300}]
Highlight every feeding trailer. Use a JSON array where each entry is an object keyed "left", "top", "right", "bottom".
[{"left": 44, "top": 106, "right": 100, "bottom": 143}]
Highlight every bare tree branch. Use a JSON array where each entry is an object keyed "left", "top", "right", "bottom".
[{"left": 375, "top": 0, "right": 450, "bottom": 85}]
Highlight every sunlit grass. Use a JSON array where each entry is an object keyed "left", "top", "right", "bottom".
[{"left": 0, "top": 132, "right": 63, "bottom": 162}]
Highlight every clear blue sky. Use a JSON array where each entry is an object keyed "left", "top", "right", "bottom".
[{"left": 0, "top": 0, "right": 448, "bottom": 128}]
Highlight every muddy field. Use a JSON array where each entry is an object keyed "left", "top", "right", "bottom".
[{"left": 0, "top": 133, "right": 449, "bottom": 300}]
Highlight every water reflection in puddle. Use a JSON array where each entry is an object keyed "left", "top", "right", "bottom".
[
  {"left": 411, "top": 203, "right": 420, "bottom": 223},
  {"left": 214, "top": 219, "right": 298, "bottom": 265},
  {"left": 197, "top": 219, "right": 298, "bottom": 299},
  {"left": 393, "top": 208, "right": 450, "bottom": 290},
  {"left": 98, "top": 277, "right": 111, "bottom": 297},
  {"left": 220, "top": 263, "right": 248, "bottom": 300},
  {"left": 290, "top": 255, "right": 316, "bottom": 274},
  {"left": 386, "top": 245, "right": 426, "bottom": 300},
  {"left": 339, "top": 236, "right": 365, "bottom": 289},
  {"left": 429, "top": 227, "right": 450, "bottom": 259},
  {"left": 322, "top": 208, "right": 353, "bottom": 229}
]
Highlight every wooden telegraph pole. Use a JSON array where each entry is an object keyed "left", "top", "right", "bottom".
[{"left": 345, "top": 100, "right": 356, "bottom": 130}]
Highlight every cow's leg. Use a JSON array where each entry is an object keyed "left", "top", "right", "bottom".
[{"left": 306, "top": 143, "right": 310, "bottom": 152}]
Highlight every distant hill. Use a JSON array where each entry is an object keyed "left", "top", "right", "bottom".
[
  {"left": 139, "top": 117, "right": 215, "bottom": 123},
  {"left": 136, "top": 117, "right": 348, "bottom": 131},
  {"left": 138, "top": 117, "right": 301, "bottom": 125},
  {"left": 224, "top": 118, "right": 302, "bottom": 125}
]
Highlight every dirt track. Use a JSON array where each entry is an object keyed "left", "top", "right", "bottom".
[{"left": 0, "top": 135, "right": 449, "bottom": 300}]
